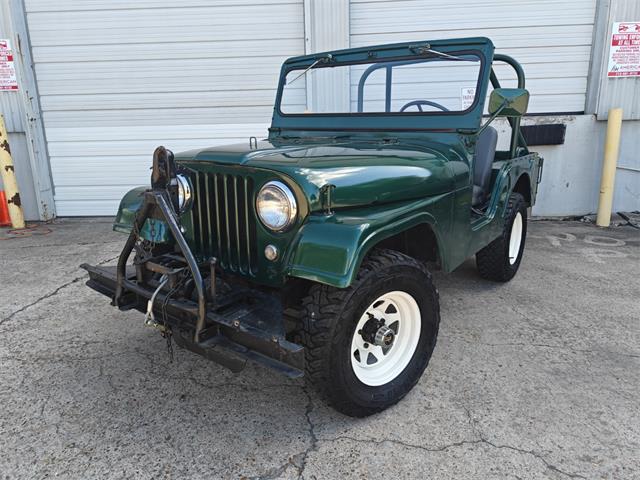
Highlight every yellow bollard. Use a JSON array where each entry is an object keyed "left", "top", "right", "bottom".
[
  {"left": 596, "top": 108, "right": 623, "bottom": 228},
  {"left": 0, "top": 114, "right": 26, "bottom": 229}
]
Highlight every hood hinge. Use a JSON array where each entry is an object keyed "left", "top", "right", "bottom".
[{"left": 320, "top": 184, "right": 336, "bottom": 215}]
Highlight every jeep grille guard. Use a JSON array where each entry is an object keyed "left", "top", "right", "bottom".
[{"left": 113, "top": 190, "right": 208, "bottom": 342}]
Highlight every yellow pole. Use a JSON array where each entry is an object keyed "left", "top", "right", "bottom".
[
  {"left": 0, "top": 114, "right": 26, "bottom": 229},
  {"left": 596, "top": 108, "right": 623, "bottom": 228}
]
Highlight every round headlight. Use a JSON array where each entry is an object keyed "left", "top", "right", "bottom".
[
  {"left": 256, "top": 181, "right": 297, "bottom": 231},
  {"left": 176, "top": 174, "right": 193, "bottom": 213}
]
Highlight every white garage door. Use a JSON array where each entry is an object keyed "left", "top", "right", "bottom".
[
  {"left": 24, "top": 0, "right": 304, "bottom": 215},
  {"left": 351, "top": 0, "right": 597, "bottom": 114}
]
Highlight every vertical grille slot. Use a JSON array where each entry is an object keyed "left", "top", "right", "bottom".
[{"left": 189, "top": 171, "right": 257, "bottom": 275}]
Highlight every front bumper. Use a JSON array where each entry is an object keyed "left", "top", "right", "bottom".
[{"left": 81, "top": 189, "right": 303, "bottom": 378}]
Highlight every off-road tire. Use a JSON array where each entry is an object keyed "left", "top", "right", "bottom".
[
  {"left": 476, "top": 192, "right": 527, "bottom": 282},
  {"left": 297, "top": 249, "right": 440, "bottom": 417}
]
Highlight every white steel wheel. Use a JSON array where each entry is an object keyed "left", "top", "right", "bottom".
[
  {"left": 508, "top": 211, "right": 523, "bottom": 265},
  {"left": 350, "top": 291, "right": 421, "bottom": 386}
]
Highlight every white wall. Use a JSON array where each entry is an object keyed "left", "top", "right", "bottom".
[
  {"left": 350, "top": 0, "right": 598, "bottom": 114},
  {"left": 495, "top": 115, "right": 639, "bottom": 216},
  {"left": 23, "top": 0, "right": 305, "bottom": 216},
  {"left": 614, "top": 120, "right": 640, "bottom": 212},
  {"left": 10, "top": 0, "right": 639, "bottom": 218}
]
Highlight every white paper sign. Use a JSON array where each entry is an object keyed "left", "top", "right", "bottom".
[
  {"left": 461, "top": 87, "right": 476, "bottom": 110},
  {"left": 607, "top": 22, "right": 640, "bottom": 77},
  {"left": 0, "top": 39, "right": 18, "bottom": 90}
]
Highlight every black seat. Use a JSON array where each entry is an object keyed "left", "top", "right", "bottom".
[{"left": 472, "top": 126, "right": 498, "bottom": 207}]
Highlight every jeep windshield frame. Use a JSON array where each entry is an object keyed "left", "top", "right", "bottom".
[{"left": 271, "top": 37, "right": 495, "bottom": 134}]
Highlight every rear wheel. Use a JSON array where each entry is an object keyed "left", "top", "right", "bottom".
[
  {"left": 298, "top": 249, "right": 440, "bottom": 417},
  {"left": 476, "top": 192, "right": 527, "bottom": 282}
]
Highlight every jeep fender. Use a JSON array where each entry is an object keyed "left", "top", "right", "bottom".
[
  {"left": 287, "top": 194, "right": 451, "bottom": 288},
  {"left": 113, "top": 186, "right": 171, "bottom": 243}
]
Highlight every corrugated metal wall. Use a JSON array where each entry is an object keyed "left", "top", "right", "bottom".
[
  {"left": 23, "top": 0, "right": 305, "bottom": 215},
  {"left": 350, "top": 0, "right": 598, "bottom": 114},
  {"left": 0, "top": 1, "right": 39, "bottom": 220},
  {"left": 593, "top": 2, "right": 640, "bottom": 120}
]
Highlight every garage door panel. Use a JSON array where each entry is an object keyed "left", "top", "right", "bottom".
[
  {"left": 36, "top": 76, "right": 281, "bottom": 96},
  {"left": 26, "top": 0, "right": 295, "bottom": 12},
  {"left": 40, "top": 89, "right": 299, "bottom": 111},
  {"left": 48, "top": 134, "right": 266, "bottom": 157},
  {"left": 42, "top": 106, "right": 278, "bottom": 129},
  {"left": 352, "top": 25, "right": 596, "bottom": 49},
  {"left": 351, "top": 0, "right": 596, "bottom": 33},
  {"left": 54, "top": 199, "right": 134, "bottom": 216},
  {"left": 45, "top": 125, "right": 270, "bottom": 142},
  {"left": 25, "top": 0, "right": 304, "bottom": 215},
  {"left": 28, "top": 23, "right": 303, "bottom": 47},
  {"left": 32, "top": 39, "right": 301, "bottom": 63},
  {"left": 48, "top": 124, "right": 270, "bottom": 215},
  {"left": 26, "top": 5, "right": 303, "bottom": 46},
  {"left": 351, "top": 0, "right": 596, "bottom": 114}
]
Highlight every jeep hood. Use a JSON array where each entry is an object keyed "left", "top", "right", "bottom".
[{"left": 175, "top": 140, "right": 456, "bottom": 211}]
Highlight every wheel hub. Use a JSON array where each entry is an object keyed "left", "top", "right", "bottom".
[
  {"left": 350, "top": 291, "right": 422, "bottom": 386},
  {"left": 374, "top": 325, "right": 395, "bottom": 347}
]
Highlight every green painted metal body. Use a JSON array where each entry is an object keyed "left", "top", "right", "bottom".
[{"left": 113, "top": 37, "right": 542, "bottom": 288}]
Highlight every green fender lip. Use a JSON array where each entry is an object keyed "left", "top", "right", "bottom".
[
  {"left": 113, "top": 186, "right": 171, "bottom": 244},
  {"left": 286, "top": 194, "right": 450, "bottom": 288}
]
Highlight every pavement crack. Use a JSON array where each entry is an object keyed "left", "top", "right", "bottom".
[
  {"left": 243, "top": 385, "right": 317, "bottom": 480},
  {"left": 461, "top": 403, "right": 482, "bottom": 441},
  {"left": 296, "top": 385, "right": 319, "bottom": 480},
  {"left": 479, "top": 439, "right": 588, "bottom": 479},
  {"left": 0, "top": 254, "right": 118, "bottom": 327},
  {"left": 327, "top": 435, "right": 482, "bottom": 454},
  {"left": 245, "top": 458, "right": 298, "bottom": 480},
  {"left": 0, "top": 275, "right": 85, "bottom": 326},
  {"left": 325, "top": 435, "right": 586, "bottom": 479}
]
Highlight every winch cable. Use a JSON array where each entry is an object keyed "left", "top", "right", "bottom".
[
  {"left": 144, "top": 275, "right": 168, "bottom": 328},
  {"left": 160, "top": 272, "right": 188, "bottom": 363}
]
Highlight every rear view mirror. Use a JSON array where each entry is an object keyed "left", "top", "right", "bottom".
[{"left": 488, "top": 88, "right": 529, "bottom": 116}]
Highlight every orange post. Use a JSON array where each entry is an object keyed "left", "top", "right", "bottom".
[{"left": 0, "top": 190, "right": 11, "bottom": 226}]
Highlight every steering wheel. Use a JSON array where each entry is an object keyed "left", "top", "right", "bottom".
[{"left": 400, "top": 100, "right": 450, "bottom": 112}]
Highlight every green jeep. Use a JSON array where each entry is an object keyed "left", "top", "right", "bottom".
[{"left": 82, "top": 37, "right": 542, "bottom": 417}]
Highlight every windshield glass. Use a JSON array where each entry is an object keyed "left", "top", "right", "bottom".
[{"left": 279, "top": 53, "right": 482, "bottom": 115}]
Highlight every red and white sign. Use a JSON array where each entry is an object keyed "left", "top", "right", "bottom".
[
  {"left": 0, "top": 39, "right": 18, "bottom": 90},
  {"left": 607, "top": 22, "right": 640, "bottom": 77}
]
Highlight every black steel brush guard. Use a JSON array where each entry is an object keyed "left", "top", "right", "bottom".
[{"left": 81, "top": 189, "right": 304, "bottom": 378}]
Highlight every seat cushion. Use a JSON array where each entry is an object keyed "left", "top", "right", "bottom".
[{"left": 472, "top": 126, "right": 498, "bottom": 206}]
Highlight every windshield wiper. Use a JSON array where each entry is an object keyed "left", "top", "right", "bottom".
[
  {"left": 409, "top": 44, "right": 479, "bottom": 62},
  {"left": 287, "top": 54, "right": 333, "bottom": 85}
]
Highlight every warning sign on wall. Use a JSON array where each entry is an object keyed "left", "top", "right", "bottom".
[
  {"left": 607, "top": 22, "right": 640, "bottom": 78},
  {"left": 461, "top": 87, "right": 476, "bottom": 110},
  {"left": 0, "top": 39, "right": 18, "bottom": 90}
]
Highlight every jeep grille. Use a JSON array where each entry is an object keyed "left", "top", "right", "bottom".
[{"left": 188, "top": 172, "right": 258, "bottom": 275}]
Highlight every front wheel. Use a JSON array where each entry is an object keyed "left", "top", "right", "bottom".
[
  {"left": 476, "top": 192, "right": 528, "bottom": 282},
  {"left": 299, "top": 249, "right": 440, "bottom": 417}
]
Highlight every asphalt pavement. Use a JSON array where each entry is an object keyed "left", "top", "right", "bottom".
[{"left": 1, "top": 218, "right": 638, "bottom": 479}]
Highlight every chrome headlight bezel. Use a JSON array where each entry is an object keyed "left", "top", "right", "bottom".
[
  {"left": 256, "top": 180, "right": 298, "bottom": 232},
  {"left": 176, "top": 174, "right": 193, "bottom": 214}
]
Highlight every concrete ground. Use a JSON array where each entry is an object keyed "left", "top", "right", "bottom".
[{"left": 0, "top": 218, "right": 638, "bottom": 480}]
